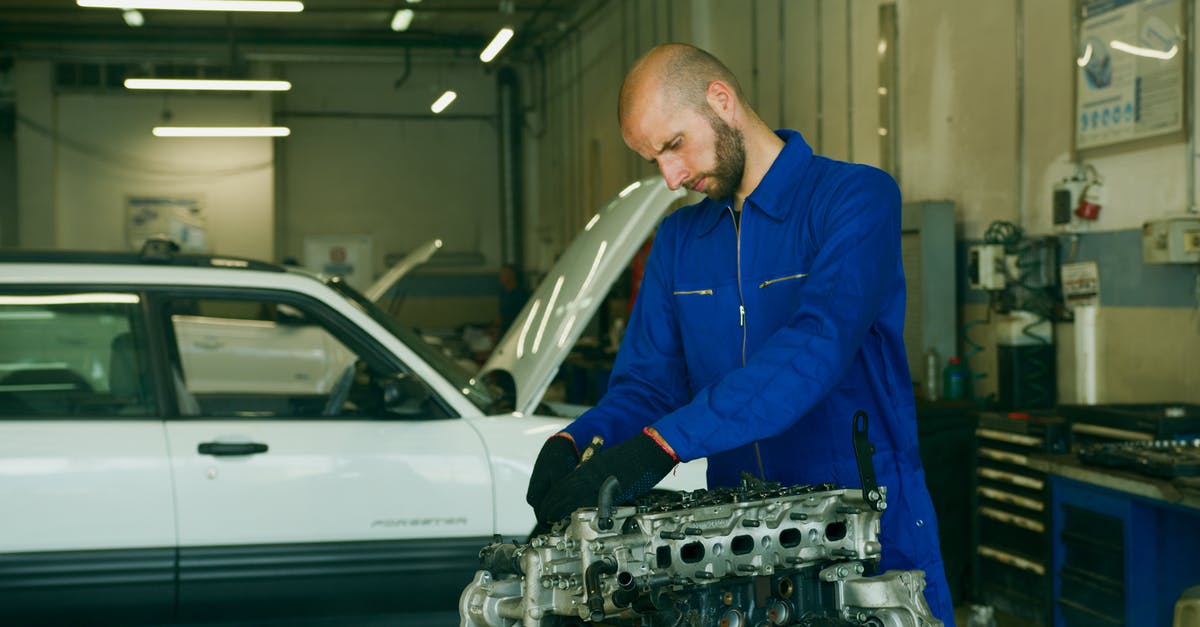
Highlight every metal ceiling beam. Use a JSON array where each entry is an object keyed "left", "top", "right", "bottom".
[{"left": 0, "top": 23, "right": 486, "bottom": 50}]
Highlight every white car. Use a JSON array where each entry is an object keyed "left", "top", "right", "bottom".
[{"left": 0, "top": 178, "right": 705, "bottom": 625}]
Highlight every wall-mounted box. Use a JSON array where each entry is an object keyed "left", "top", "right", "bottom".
[
  {"left": 1143, "top": 216, "right": 1200, "bottom": 264},
  {"left": 967, "top": 244, "right": 1006, "bottom": 290}
]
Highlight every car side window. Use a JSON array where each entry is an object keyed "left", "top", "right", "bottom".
[
  {"left": 164, "top": 295, "right": 449, "bottom": 419},
  {"left": 0, "top": 290, "right": 155, "bottom": 417}
]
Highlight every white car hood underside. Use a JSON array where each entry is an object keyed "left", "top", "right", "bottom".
[{"left": 481, "top": 178, "right": 686, "bottom": 414}]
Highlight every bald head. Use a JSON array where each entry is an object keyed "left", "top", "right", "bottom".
[{"left": 618, "top": 43, "right": 747, "bottom": 127}]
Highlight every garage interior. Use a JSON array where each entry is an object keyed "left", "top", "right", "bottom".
[{"left": 1, "top": 1, "right": 1199, "bottom": 626}]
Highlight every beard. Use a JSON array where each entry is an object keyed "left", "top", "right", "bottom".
[{"left": 699, "top": 113, "right": 746, "bottom": 201}]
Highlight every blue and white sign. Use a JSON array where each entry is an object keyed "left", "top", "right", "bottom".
[{"left": 1076, "top": 0, "right": 1183, "bottom": 150}]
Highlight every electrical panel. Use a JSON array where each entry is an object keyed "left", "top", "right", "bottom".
[
  {"left": 968, "top": 244, "right": 1006, "bottom": 290},
  {"left": 1143, "top": 216, "right": 1200, "bottom": 264}
]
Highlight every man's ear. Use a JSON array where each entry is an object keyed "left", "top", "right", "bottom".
[{"left": 705, "top": 80, "right": 737, "bottom": 122}]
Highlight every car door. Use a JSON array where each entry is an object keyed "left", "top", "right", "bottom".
[
  {"left": 153, "top": 288, "right": 493, "bottom": 621},
  {"left": 0, "top": 286, "right": 176, "bottom": 625}
]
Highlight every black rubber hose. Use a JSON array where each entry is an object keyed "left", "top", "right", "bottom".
[
  {"left": 584, "top": 557, "right": 618, "bottom": 622},
  {"left": 596, "top": 476, "right": 621, "bottom": 531}
]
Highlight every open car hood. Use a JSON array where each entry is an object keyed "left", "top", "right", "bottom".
[
  {"left": 480, "top": 177, "right": 685, "bottom": 415},
  {"left": 363, "top": 238, "right": 444, "bottom": 303}
]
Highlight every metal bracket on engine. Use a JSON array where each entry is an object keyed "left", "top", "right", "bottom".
[{"left": 852, "top": 410, "right": 887, "bottom": 512}]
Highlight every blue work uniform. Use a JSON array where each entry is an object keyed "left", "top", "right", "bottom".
[{"left": 563, "top": 130, "right": 955, "bottom": 624}]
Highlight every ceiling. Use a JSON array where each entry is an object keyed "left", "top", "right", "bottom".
[{"left": 0, "top": 0, "right": 580, "bottom": 62}]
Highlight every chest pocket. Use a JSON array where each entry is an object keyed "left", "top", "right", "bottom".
[
  {"left": 753, "top": 269, "right": 812, "bottom": 335},
  {"left": 671, "top": 286, "right": 726, "bottom": 326},
  {"left": 758, "top": 271, "right": 808, "bottom": 289}
]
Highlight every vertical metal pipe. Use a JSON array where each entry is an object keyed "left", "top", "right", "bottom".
[
  {"left": 845, "top": 0, "right": 854, "bottom": 161},
  {"left": 651, "top": 0, "right": 659, "bottom": 46},
  {"left": 816, "top": 0, "right": 824, "bottom": 153},
  {"left": 778, "top": 0, "right": 786, "bottom": 128},
  {"left": 574, "top": 31, "right": 584, "bottom": 231},
  {"left": 498, "top": 67, "right": 524, "bottom": 270},
  {"left": 272, "top": 63, "right": 287, "bottom": 261},
  {"left": 667, "top": 0, "right": 674, "bottom": 42},
  {"left": 892, "top": 2, "right": 901, "bottom": 185},
  {"left": 1016, "top": 0, "right": 1026, "bottom": 227},
  {"left": 1188, "top": 0, "right": 1197, "bottom": 212},
  {"left": 751, "top": 0, "right": 759, "bottom": 109},
  {"left": 624, "top": 0, "right": 634, "bottom": 182}
]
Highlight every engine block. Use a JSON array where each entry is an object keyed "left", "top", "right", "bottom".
[{"left": 460, "top": 481, "right": 942, "bottom": 626}]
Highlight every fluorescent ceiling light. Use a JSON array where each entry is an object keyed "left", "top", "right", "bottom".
[
  {"left": 430, "top": 90, "right": 457, "bottom": 113},
  {"left": 1110, "top": 39, "right": 1178, "bottom": 60},
  {"left": 125, "top": 78, "right": 291, "bottom": 91},
  {"left": 78, "top": 1, "right": 303, "bottom": 12},
  {"left": 479, "top": 27, "right": 514, "bottom": 63},
  {"left": 0, "top": 293, "right": 140, "bottom": 306},
  {"left": 122, "top": 9, "right": 145, "bottom": 26},
  {"left": 153, "top": 126, "right": 291, "bottom": 137},
  {"left": 391, "top": 8, "right": 414, "bottom": 31}
]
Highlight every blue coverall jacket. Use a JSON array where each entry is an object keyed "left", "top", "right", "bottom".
[{"left": 563, "top": 130, "right": 955, "bottom": 624}]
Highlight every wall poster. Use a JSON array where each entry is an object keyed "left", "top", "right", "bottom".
[
  {"left": 126, "top": 195, "right": 209, "bottom": 252},
  {"left": 1075, "top": 0, "right": 1185, "bottom": 151},
  {"left": 302, "top": 235, "right": 375, "bottom": 292}
]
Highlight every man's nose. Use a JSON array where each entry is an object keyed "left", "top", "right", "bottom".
[{"left": 657, "top": 159, "right": 688, "bottom": 191}]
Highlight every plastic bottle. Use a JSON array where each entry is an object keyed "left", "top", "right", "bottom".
[
  {"left": 924, "top": 348, "right": 940, "bottom": 401},
  {"left": 965, "top": 604, "right": 997, "bottom": 627},
  {"left": 943, "top": 356, "right": 968, "bottom": 400}
]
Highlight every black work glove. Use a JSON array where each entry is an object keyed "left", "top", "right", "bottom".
[
  {"left": 525, "top": 434, "right": 579, "bottom": 511},
  {"left": 536, "top": 431, "right": 678, "bottom": 525}
]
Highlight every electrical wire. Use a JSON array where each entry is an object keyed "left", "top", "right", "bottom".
[
  {"left": 962, "top": 311, "right": 991, "bottom": 403},
  {"left": 16, "top": 114, "right": 273, "bottom": 181},
  {"left": 971, "top": 220, "right": 1064, "bottom": 408}
]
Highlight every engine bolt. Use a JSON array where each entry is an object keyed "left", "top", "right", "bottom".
[{"left": 722, "top": 592, "right": 734, "bottom": 605}]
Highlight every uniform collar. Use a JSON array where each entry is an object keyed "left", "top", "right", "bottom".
[{"left": 696, "top": 129, "right": 814, "bottom": 236}]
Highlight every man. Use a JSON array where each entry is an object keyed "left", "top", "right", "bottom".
[
  {"left": 497, "top": 263, "right": 529, "bottom": 335},
  {"left": 525, "top": 43, "right": 954, "bottom": 624}
]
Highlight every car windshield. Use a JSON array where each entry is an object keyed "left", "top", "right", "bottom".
[{"left": 325, "top": 277, "right": 500, "bottom": 413}]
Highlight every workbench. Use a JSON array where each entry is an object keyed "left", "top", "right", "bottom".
[{"left": 1026, "top": 453, "right": 1200, "bottom": 626}]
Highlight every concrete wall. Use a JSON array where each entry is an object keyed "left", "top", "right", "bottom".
[
  {"left": 276, "top": 58, "right": 501, "bottom": 276},
  {"left": 528, "top": 0, "right": 1200, "bottom": 405},
  {"left": 13, "top": 60, "right": 274, "bottom": 258},
  {"left": 9, "top": 56, "right": 505, "bottom": 329}
]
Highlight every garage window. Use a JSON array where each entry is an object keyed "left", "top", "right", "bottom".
[{"left": 0, "top": 291, "right": 154, "bottom": 417}]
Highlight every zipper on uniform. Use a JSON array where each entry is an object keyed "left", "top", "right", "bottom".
[
  {"left": 730, "top": 206, "right": 747, "bottom": 364},
  {"left": 673, "top": 289, "right": 714, "bottom": 296},
  {"left": 759, "top": 272, "right": 808, "bottom": 288},
  {"left": 730, "top": 204, "right": 766, "bottom": 481}
]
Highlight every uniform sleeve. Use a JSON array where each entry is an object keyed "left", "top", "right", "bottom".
[
  {"left": 563, "top": 216, "right": 693, "bottom": 450},
  {"left": 651, "top": 168, "right": 902, "bottom": 461}
]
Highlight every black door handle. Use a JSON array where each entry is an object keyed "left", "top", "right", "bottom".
[{"left": 198, "top": 441, "right": 269, "bottom": 456}]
